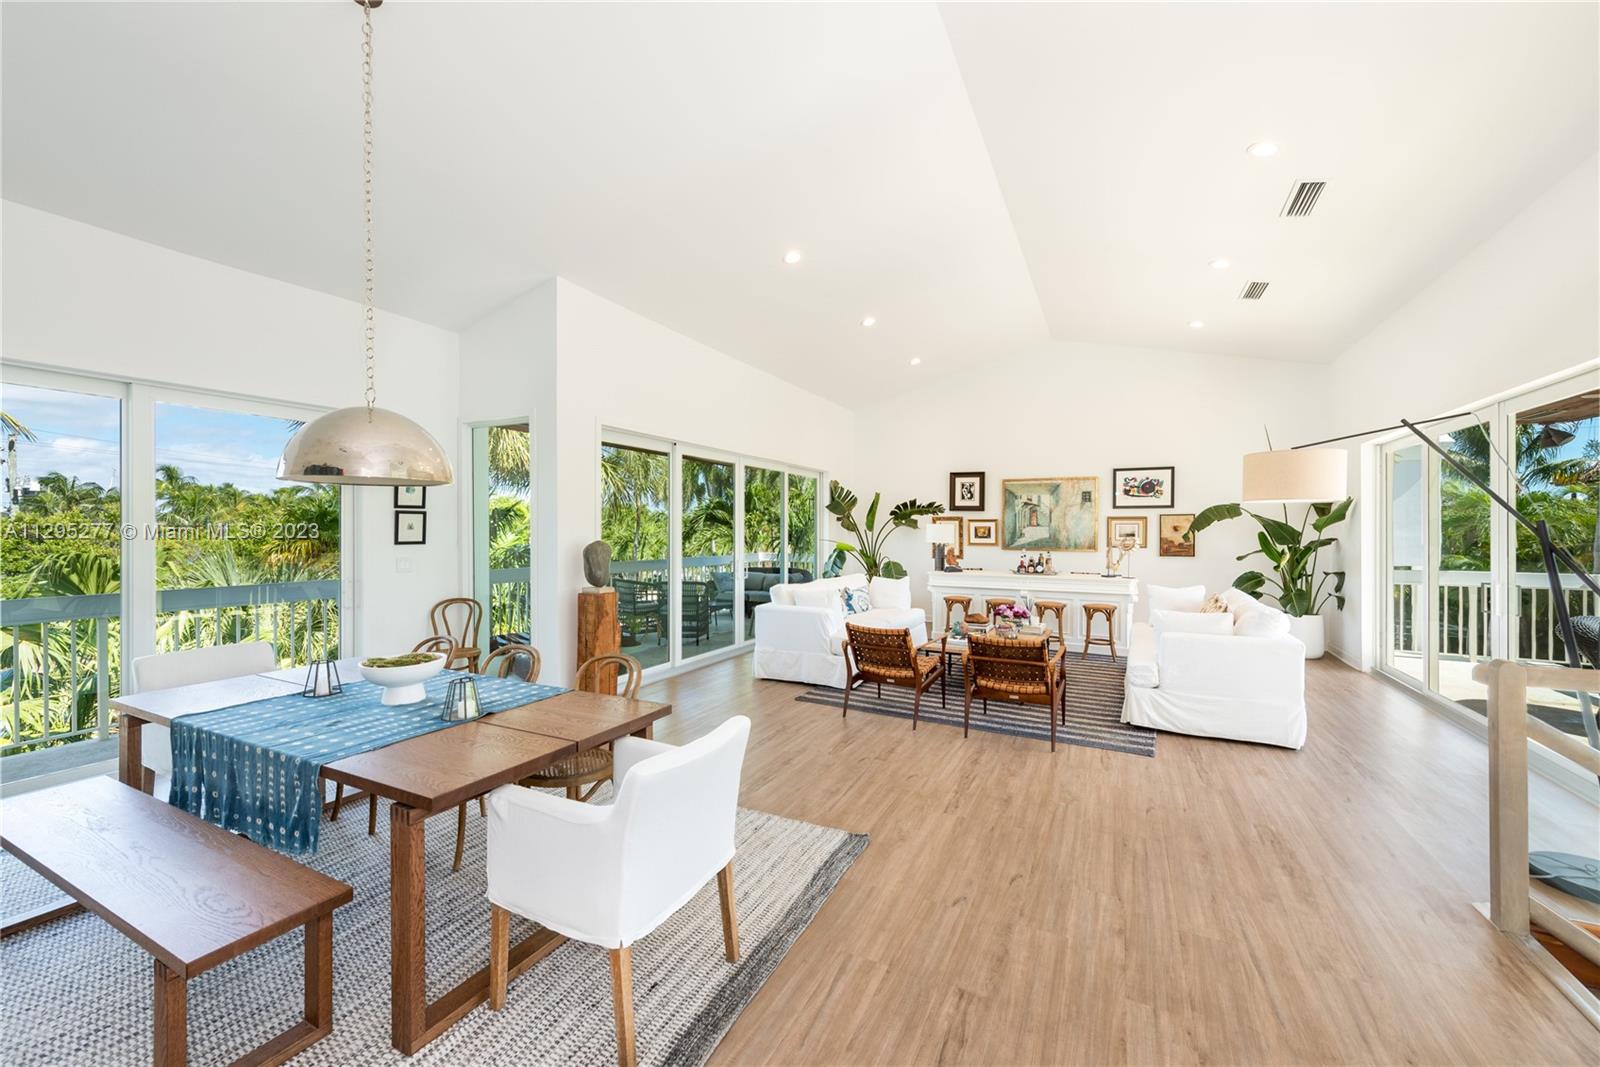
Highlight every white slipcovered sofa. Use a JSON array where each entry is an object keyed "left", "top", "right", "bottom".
[
  {"left": 753, "top": 574, "right": 927, "bottom": 688},
  {"left": 1121, "top": 585, "right": 1307, "bottom": 749}
]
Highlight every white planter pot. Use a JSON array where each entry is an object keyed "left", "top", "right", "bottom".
[{"left": 1286, "top": 614, "right": 1325, "bottom": 660}]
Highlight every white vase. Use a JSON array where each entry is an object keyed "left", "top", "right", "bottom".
[{"left": 1286, "top": 613, "right": 1325, "bottom": 660}]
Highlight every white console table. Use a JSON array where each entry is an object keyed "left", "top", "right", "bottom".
[{"left": 926, "top": 571, "right": 1140, "bottom": 649}]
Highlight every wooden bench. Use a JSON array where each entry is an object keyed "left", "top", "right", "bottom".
[{"left": 1, "top": 777, "right": 353, "bottom": 1067}]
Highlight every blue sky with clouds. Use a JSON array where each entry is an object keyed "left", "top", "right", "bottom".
[{"left": 4, "top": 384, "right": 298, "bottom": 493}]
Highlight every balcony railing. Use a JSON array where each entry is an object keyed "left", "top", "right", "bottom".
[
  {"left": 1, "top": 579, "right": 339, "bottom": 756},
  {"left": 489, "top": 566, "right": 530, "bottom": 642},
  {"left": 1391, "top": 569, "right": 1598, "bottom": 666}
]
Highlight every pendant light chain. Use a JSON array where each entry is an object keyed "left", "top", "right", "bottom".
[{"left": 360, "top": 0, "right": 377, "bottom": 419}]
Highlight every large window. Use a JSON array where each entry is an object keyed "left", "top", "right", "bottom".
[
  {"left": 599, "top": 432, "right": 822, "bottom": 676},
  {"left": 0, "top": 368, "right": 347, "bottom": 774},
  {"left": 154, "top": 401, "right": 341, "bottom": 666},
  {"left": 1, "top": 380, "right": 123, "bottom": 756},
  {"left": 1378, "top": 373, "right": 1597, "bottom": 738}
]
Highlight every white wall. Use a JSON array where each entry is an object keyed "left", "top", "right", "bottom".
[
  {"left": 457, "top": 280, "right": 558, "bottom": 665},
  {"left": 852, "top": 340, "right": 1330, "bottom": 622},
  {"left": 1, "top": 203, "right": 464, "bottom": 657},
  {"left": 1322, "top": 155, "right": 1600, "bottom": 664},
  {"left": 457, "top": 278, "right": 857, "bottom": 684}
]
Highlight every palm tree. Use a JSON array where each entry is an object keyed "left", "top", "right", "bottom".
[
  {"left": 2, "top": 411, "right": 37, "bottom": 442},
  {"left": 487, "top": 426, "right": 531, "bottom": 495}
]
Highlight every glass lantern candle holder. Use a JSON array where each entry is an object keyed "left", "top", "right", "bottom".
[{"left": 442, "top": 676, "right": 483, "bottom": 721}]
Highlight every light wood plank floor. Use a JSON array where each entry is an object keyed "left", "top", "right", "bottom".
[{"left": 639, "top": 654, "right": 1599, "bottom": 1066}]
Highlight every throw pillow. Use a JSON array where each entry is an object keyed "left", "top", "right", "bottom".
[
  {"left": 1200, "top": 592, "right": 1231, "bottom": 614},
  {"left": 792, "top": 583, "right": 843, "bottom": 618},
  {"left": 1235, "top": 602, "right": 1292, "bottom": 638},
  {"left": 868, "top": 575, "right": 911, "bottom": 610},
  {"left": 843, "top": 586, "right": 873, "bottom": 615},
  {"left": 1150, "top": 609, "right": 1234, "bottom": 636},
  {"left": 1220, "top": 587, "right": 1259, "bottom": 617},
  {"left": 1146, "top": 584, "right": 1207, "bottom": 613}
]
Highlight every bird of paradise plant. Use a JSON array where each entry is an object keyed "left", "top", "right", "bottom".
[{"left": 823, "top": 480, "right": 943, "bottom": 579}]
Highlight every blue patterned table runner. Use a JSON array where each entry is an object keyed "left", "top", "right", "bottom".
[{"left": 168, "top": 671, "right": 567, "bottom": 854}]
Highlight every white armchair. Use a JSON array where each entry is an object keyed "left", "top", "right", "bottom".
[
  {"left": 130, "top": 640, "right": 276, "bottom": 788},
  {"left": 486, "top": 716, "right": 752, "bottom": 1067}
]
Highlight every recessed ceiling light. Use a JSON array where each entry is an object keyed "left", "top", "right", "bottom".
[
  {"left": 783, "top": 249, "right": 803, "bottom": 265},
  {"left": 861, "top": 316, "right": 877, "bottom": 328},
  {"left": 1246, "top": 141, "right": 1279, "bottom": 159},
  {"left": 1188, "top": 320, "right": 1205, "bottom": 329},
  {"left": 909, "top": 357, "right": 922, "bottom": 366},
  {"left": 1209, "top": 258, "right": 1232, "bottom": 270}
]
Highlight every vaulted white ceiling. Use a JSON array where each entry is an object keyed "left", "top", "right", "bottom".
[{"left": 4, "top": 2, "right": 1595, "bottom": 404}]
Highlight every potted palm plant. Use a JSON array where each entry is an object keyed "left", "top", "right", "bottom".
[
  {"left": 823, "top": 481, "right": 943, "bottom": 579},
  {"left": 1185, "top": 497, "right": 1353, "bottom": 658}
]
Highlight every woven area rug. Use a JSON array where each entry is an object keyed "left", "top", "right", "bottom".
[
  {"left": 797, "top": 652, "right": 1156, "bottom": 757},
  {"left": 0, "top": 786, "right": 866, "bottom": 1066}
]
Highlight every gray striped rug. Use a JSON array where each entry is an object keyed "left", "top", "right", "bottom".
[
  {"left": 0, "top": 784, "right": 866, "bottom": 1066},
  {"left": 797, "top": 653, "right": 1156, "bottom": 757}
]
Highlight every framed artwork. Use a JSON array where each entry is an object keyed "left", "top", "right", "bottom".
[
  {"left": 394, "top": 485, "right": 427, "bottom": 510},
  {"left": 931, "top": 515, "right": 965, "bottom": 556},
  {"left": 1001, "top": 477, "right": 1098, "bottom": 551},
  {"left": 1106, "top": 515, "right": 1148, "bottom": 549},
  {"left": 1159, "top": 513, "right": 1195, "bottom": 557},
  {"left": 965, "top": 517, "right": 999, "bottom": 547},
  {"left": 949, "top": 471, "right": 986, "bottom": 512},
  {"left": 1111, "top": 466, "right": 1175, "bottom": 509},
  {"left": 394, "top": 510, "right": 428, "bottom": 545}
]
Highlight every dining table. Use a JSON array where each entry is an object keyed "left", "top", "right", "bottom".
[{"left": 110, "top": 657, "right": 672, "bottom": 1055}]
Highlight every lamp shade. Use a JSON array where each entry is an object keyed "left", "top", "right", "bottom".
[
  {"left": 1241, "top": 448, "right": 1347, "bottom": 504},
  {"left": 278, "top": 406, "right": 453, "bottom": 486},
  {"left": 926, "top": 522, "right": 945, "bottom": 544}
]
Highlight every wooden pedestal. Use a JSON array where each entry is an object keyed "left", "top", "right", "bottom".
[{"left": 577, "top": 587, "right": 621, "bottom": 692}]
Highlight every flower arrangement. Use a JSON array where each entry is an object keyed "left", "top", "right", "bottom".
[{"left": 992, "top": 603, "right": 1030, "bottom": 622}]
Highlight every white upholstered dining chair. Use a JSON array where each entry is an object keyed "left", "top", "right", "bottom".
[
  {"left": 130, "top": 641, "right": 277, "bottom": 791},
  {"left": 485, "top": 716, "right": 752, "bottom": 1067}
]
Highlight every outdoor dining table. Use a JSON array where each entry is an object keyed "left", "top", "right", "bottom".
[{"left": 111, "top": 661, "right": 671, "bottom": 1055}]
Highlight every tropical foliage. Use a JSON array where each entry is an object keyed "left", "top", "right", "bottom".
[
  {"left": 823, "top": 480, "right": 943, "bottom": 580},
  {"left": 1186, "top": 497, "right": 1353, "bottom": 617},
  {"left": 1, "top": 432, "right": 341, "bottom": 754}
]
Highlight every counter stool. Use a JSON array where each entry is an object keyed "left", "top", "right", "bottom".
[
  {"left": 1036, "top": 600, "right": 1068, "bottom": 645},
  {"left": 943, "top": 595, "right": 974, "bottom": 632},
  {"left": 1082, "top": 602, "right": 1117, "bottom": 659}
]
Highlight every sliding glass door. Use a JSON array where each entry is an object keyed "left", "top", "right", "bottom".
[
  {"left": 599, "top": 430, "right": 822, "bottom": 676},
  {"left": 1378, "top": 371, "right": 1597, "bottom": 736},
  {"left": 0, "top": 376, "right": 124, "bottom": 756}
]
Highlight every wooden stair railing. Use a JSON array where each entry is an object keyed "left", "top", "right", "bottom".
[{"left": 1477, "top": 659, "right": 1600, "bottom": 1029}]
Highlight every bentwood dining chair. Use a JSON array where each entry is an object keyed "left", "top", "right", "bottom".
[
  {"left": 962, "top": 632, "right": 1067, "bottom": 751},
  {"left": 428, "top": 597, "right": 484, "bottom": 671},
  {"left": 331, "top": 633, "right": 488, "bottom": 842},
  {"left": 840, "top": 623, "right": 945, "bottom": 729},
  {"left": 443, "top": 642, "right": 547, "bottom": 872},
  {"left": 517, "top": 654, "right": 642, "bottom": 805},
  {"left": 487, "top": 716, "right": 751, "bottom": 1067},
  {"left": 131, "top": 641, "right": 277, "bottom": 793}
]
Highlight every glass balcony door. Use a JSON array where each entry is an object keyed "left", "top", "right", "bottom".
[
  {"left": 599, "top": 430, "right": 822, "bottom": 677},
  {"left": 0, "top": 373, "right": 125, "bottom": 758},
  {"left": 1507, "top": 381, "right": 1599, "bottom": 738},
  {"left": 470, "top": 422, "right": 532, "bottom": 656}
]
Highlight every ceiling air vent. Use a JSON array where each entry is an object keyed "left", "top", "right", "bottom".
[
  {"left": 1239, "top": 281, "right": 1270, "bottom": 300},
  {"left": 1280, "top": 180, "right": 1327, "bottom": 218}
]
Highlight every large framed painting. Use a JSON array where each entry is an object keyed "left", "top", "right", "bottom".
[
  {"left": 1112, "top": 466, "right": 1175, "bottom": 509},
  {"left": 1159, "top": 513, "right": 1195, "bottom": 557},
  {"left": 948, "top": 471, "right": 986, "bottom": 512},
  {"left": 1001, "top": 477, "right": 1098, "bottom": 551}
]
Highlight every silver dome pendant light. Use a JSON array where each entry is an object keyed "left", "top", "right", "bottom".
[{"left": 278, "top": 0, "right": 452, "bottom": 487}]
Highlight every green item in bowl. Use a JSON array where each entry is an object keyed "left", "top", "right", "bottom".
[{"left": 361, "top": 653, "right": 438, "bottom": 669}]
